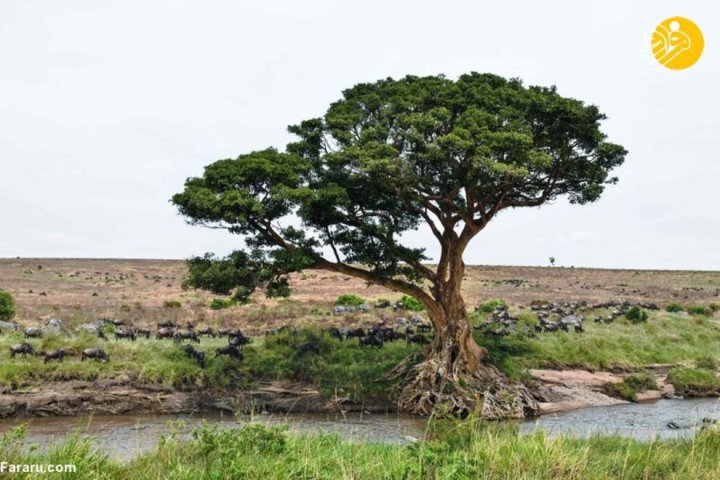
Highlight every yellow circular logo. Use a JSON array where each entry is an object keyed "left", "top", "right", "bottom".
[{"left": 652, "top": 17, "right": 704, "bottom": 70}]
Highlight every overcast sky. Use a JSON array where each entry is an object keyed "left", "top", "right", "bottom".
[{"left": 1, "top": 0, "right": 718, "bottom": 270}]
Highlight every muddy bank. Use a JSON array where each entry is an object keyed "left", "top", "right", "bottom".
[{"left": 0, "top": 380, "right": 392, "bottom": 418}]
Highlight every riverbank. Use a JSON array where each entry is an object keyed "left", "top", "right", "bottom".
[{"left": 4, "top": 416, "right": 720, "bottom": 479}]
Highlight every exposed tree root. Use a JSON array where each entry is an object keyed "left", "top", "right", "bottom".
[{"left": 385, "top": 352, "right": 539, "bottom": 419}]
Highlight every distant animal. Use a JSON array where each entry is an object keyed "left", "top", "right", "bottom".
[
  {"left": 358, "top": 335, "right": 384, "bottom": 348},
  {"left": 156, "top": 327, "right": 175, "bottom": 340},
  {"left": 135, "top": 327, "right": 152, "bottom": 339},
  {"left": 81, "top": 348, "right": 109, "bottom": 363},
  {"left": 216, "top": 345, "right": 243, "bottom": 360},
  {"left": 197, "top": 327, "right": 216, "bottom": 338},
  {"left": 173, "top": 329, "right": 200, "bottom": 344},
  {"left": 23, "top": 327, "right": 43, "bottom": 338},
  {"left": 114, "top": 328, "right": 136, "bottom": 341},
  {"left": 43, "top": 349, "right": 65, "bottom": 364},
  {"left": 345, "top": 328, "right": 365, "bottom": 339},
  {"left": 10, "top": 343, "right": 36, "bottom": 358},
  {"left": 416, "top": 324, "right": 432, "bottom": 333},
  {"left": 298, "top": 341, "right": 321, "bottom": 355},
  {"left": 228, "top": 335, "right": 251, "bottom": 347},
  {"left": 574, "top": 323, "right": 584, "bottom": 333},
  {"left": 158, "top": 320, "right": 176, "bottom": 329},
  {"left": 180, "top": 344, "right": 206, "bottom": 368},
  {"left": 406, "top": 334, "right": 430, "bottom": 345},
  {"left": 98, "top": 329, "right": 108, "bottom": 341},
  {"left": 327, "top": 327, "right": 345, "bottom": 341},
  {"left": 111, "top": 319, "right": 126, "bottom": 327}
]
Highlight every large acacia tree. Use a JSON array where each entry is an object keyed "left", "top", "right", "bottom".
[{"left": 173, "top": 73, "right": 626, "bottom": 418}]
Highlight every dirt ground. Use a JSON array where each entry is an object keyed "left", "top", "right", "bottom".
[{"left": 1, "top": 258, "right": 719, "bottom": 328}]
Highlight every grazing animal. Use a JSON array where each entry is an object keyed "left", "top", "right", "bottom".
[
  {"left": 407, "top": 334, "right": 430, "bottom": 345},
  {"left": 358, "top": 335, "right": 384, "bottom": 348},
  {"left": 10, "top": 343, "right": 36, "bottom": 358},
  {"left": 173, "top": 329, "right": 200, "bottom": 344},
  {"left": 197, "top": 326, "right": 216, "bottom": 338},
  {"left": 114, "top": 328, "right": 136, "bottom": 341},
  {"left": 43, "top": 349, "right": 65, "bottom": 364},
  {"left": 156, "top": 327, "right": 175, "bottom": 340},
  {"left": 345, "top": 328, "right": 365, "bottom": 339},
  {"left": 228, "top": 335, "right": 251, "bottom": 347},
  {"left": 327, "top": 327, "right": 345, "bottom": 341},
  {"left": 180, "top": 344, "right": 206, "bottom": 368},
  {"left": 135, "top": 327, "right": 152, "bottom": 339},
  {"left": 24, "top": 327, "right": 43, "bottom": 338},
  {"left": 158, "top": 320, "right": 176, "bottom": 329},
  {"left": 574, "top": 323, "right": 584, "bottom": 333},
  {"left": 98, "top": 329, "right": 108, "bottom": 340},
  {"left": 111, "top": 319, "right": 125, "bottom": 327},
  {"left": 298, "top": 342, "right": 321, "bottom": 355},
  {"left": 216, "top": 345, "right": 243, "bottom": 360},
  {"left": 81, "top": 348, "right": 109, "bottom": 363}
]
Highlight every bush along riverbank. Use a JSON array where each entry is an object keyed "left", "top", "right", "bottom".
[
  {"left": 5, "top": 418, "right": 720, "bottom": 479},
  {"left": 2, "top": 306, "right": 720, "bottom": 418}
]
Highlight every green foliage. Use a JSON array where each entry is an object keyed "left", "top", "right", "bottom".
[
  {"left": 334, "top": 294, "right": 365, "bottom": 306},
  {"left": 476, "top": 299, "right": 507, "bottom": 313},
  {"left": 163, "top": 300, "right": 182, "bottom": 309},
  {"left": 625, "top": 306, "right": 648, "bottom": 323},
  {"left": 172, "top": 73, "right": 626, "bottom": 307},
  {"left": 687, "top": 305, "right": 710, "bottom": 316},
  {"left": 667, "top": 367, "right": 720, "bottom": 396},
  {"left": 695, "top": 356, "right": 717, "bottom": 371},
  {"left": 400, "top": 295, "right": 424, "bottom": 311},
  {"left": 666, "top": 303, "right": 684, "bottom": 313},
  {"left": 209, "top": 298, "right": 235, "bottom": 310},
  {"left": 603, "top": 381, "right": 637, "bottom": 402},
  {"left": 624, "top": 372, "right": 658, "bottom": 391},
  {"left": 0, "top": 290, "right": 16, "bottom": 321}
]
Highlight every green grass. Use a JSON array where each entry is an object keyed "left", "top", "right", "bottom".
[
  {"left": 6, "top": 420, "right": 720, "bottom": 479},
  {"left": 666, "top": 367, "right": 720, "bottom": 396}
]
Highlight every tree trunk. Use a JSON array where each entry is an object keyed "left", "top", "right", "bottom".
[{"left": 392, "top": 288, "right": 539, "bottom": 419}]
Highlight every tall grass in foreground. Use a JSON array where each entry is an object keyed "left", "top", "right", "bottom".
[{"left": 5, "top": 420, "right": 720, "bottom": 479}]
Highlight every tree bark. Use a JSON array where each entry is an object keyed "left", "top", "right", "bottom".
[{"left": 392, "top": 279, "right": 539, "bottom": 418}]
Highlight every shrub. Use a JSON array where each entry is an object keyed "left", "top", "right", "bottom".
[
  {"left": 476, "top": 299, "right": 507, "bottom": 313},
  {"left": 709, "top": 303, "right": 720, "bottom": 313},
  {"left": 695, "top": 356, "right": 717, "bottom": 371},
  {"left": 667, "top": 367, "right": 720, "bottom": 396},
  {"left": 688, "top": 305, "right": 710, "bottom": 316},
  {"left": 210, "top": 298, "right": 235, "bottom": 310},
  {"left": 625, "top": 306, "right": 648, "bottom": 323},
  {"left": 334, "top": 294, "right": 365, "bottom": 306},
  {"left": 603, "top": 381, "right": 637, "bottom": 402},
  {"left": 0, "top": 290, "right": 15, "bottom": 321},
  {"left": 666, "top": 303, "right": 684, "bottom": 313},
  {"left": 624, "top": 372, "right": 658, "bottom": 391},
  {"left": 400, "top": 295, "right": 424, "bottom": 311},
  {"left": 164, "top": 300, "right": 183, "bottom": 309}
]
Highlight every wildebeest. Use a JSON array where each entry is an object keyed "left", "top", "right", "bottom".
[
  {"left": 228, "top": 335, "right": 251, "bottom": 347},
  {"left": 135, "top": 327, "right": 152, "bottom": 339},
  {"left": 359, "top": 335, "right": 384, "bottom": 348},
  {"left": 345, "top": 328, "right": 365, "bottom": 339},
  {"left": 98, "top": 329, "right": 108, "bottom": 341},
  {"left": 81, "top": 348, "right": 109, "bottom": 363},
  {"left": 111, "top": 319, "right": 126, "bottom": 327},
  {"left": 10, "top": 343, "right": 36, "bottom": 358},
  {"left": 298, "top": 342, "right": 321, "bottom": 355},
  {"left": 197, "top": 326, "right": 216, "bottom": 338},
  {"left": 156, "top": 327, "right": 175, "bottom": 340},
  {"left": 42, "top": 349, "right": 65, "bottom": 364},
  {"left": 407, "top": 334, "right": 430, "bottom": 345},
  {"left": 114, "top": 328, "right": 136, "bottom": 341},
  {"left": 24, "top": 327, "right": 43, "bottom": 338},
  {"left": 173, "top": 329, "right": 200, "bottom": 344},
  {"left": 158, "top": 320, "right": 176, "bottom": 329},
  {"left": 180, "top": 344, "right": 206, "bottom": 368},
  {"left": 216, "top": 345, "right": 243, "bottom": 360},
  {"left": 327, "top": 327, "right": 345, "bottom": 341}
]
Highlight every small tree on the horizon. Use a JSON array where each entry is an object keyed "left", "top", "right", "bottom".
[
  {"left": 549, "top": 256, "right": 556, "bottom": 267},
  {"left": 0, "top": 290, "right": 16, "bottom": 321},
  {"left": 173, "top": 73, "right": 626, "bottom": 417}
]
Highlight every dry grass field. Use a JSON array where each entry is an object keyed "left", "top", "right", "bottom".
[{"left": 1, "top": 258, "right": 719, "bottom": 333}]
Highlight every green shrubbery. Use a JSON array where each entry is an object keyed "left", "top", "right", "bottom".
[
  {"left": 0, "top": 290, "right": 15, "bottom": 321},
  {"left": 334, "top": 294, "right": 365, "bottom": 306},
  {"left": 667, "top": 367, "right": 720, "bottom": 396},
  {"left": 625, "top": 306, "right": 648, "bottom": 323},
  {"left": 666, "top": 303, "right": 684, "bottom": 313},
  {"left": 399, "top": 295, "right": 424, "bottom": 311},
  {"left": 209, "top": 298, "right": 235, "bottom": 310},
  {"left": 687, "top": 305, "right": 710, "bottom": 316},
  {"left": 476, "top": 299, "right": 507, "bottom": 313}
]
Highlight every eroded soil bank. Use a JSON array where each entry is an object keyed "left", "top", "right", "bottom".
[{"left": 0, "top": 367, "right": 682, "bottom": 419}]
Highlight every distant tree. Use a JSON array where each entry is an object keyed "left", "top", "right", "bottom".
[
  {"left": 173, "top": 73, "right": 626, "bottom": 417},
  {"left": 549, "top": 256, "right": 556, "bottom": 267},
  {"left": 0, "top": 290, "right": 16, "bottom": 321}
]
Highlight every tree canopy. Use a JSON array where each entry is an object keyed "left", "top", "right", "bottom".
[{"left": 173, "top": 73, "right": 626, "bottom": 305}]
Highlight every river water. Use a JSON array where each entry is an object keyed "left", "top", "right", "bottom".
[{"left": 1, "top": 398, "right": 719, "bottom": 462}]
